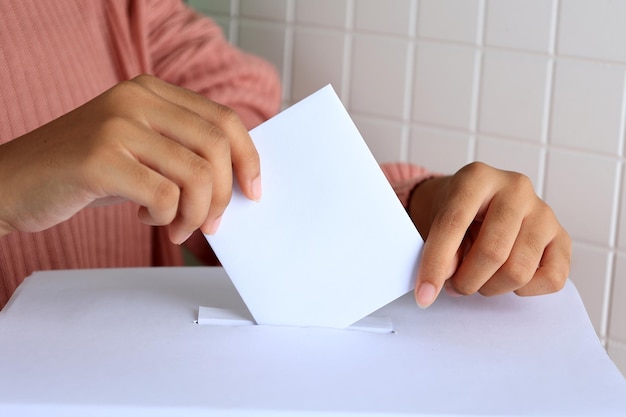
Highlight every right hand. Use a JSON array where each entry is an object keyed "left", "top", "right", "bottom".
[{"left": 0, "top": 74, "right": 261, "bottom": 244}]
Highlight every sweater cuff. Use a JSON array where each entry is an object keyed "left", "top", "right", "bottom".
[{"left": 380, "top": 163, "right": 437, "bottom": 208}]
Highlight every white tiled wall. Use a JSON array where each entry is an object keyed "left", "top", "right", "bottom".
[{"left": 188, "top": 0, "right": 626, "bottom": 376}]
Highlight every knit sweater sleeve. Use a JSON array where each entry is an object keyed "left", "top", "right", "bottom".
[
  {"left": 380, "top": 163, "right": 436, "bottom": 208},
  {"left": 140, "top": 0, "right": 282, "bottom": 129}
]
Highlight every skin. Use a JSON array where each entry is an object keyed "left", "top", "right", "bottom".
[
  {"left": 0, "top": 76, "right": 572, "bottom": 307},
  {"left": 409, "top": 162, "right": 572, "bottom": 308},
  {"left": 0, "top": 75, "right": 261, "bottom": 245}
]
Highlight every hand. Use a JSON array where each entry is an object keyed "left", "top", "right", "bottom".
[
  {"left": 0, "top": 75, "right": 261, "bottom": 244},
  {"left": 408, "top": 162, "right": 571, "bottom": 308}
]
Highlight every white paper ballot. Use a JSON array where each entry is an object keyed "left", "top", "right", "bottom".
[{"left": 205, "top": 85, "right": 423, "bottom": 329}]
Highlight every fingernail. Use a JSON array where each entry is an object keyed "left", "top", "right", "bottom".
[
  {"left": 444, "top": 280, "right": 463, "bottom": 298},
  {"left": 415, "top": 282, "right": 437, "bottom": 309},
  {"left": 251, "top": 176, "right": 262, "bottom": 202},
  {"left": 207, "top": 216, "right": 222, "bottom": 235},
  {"left": 176, "top": 232, "right": 193, "bottom": 245}
]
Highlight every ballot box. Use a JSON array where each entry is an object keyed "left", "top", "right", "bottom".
[{"left": 0, "top": 267, "right": 624, "bottom": 416}]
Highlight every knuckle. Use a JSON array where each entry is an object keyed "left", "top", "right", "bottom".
[
  {"left": 433, "top": 207, "right": 468, "bottom": 236},
  {"left": 204, "top": 124, "right": 231, "bottom": 151},
  {"left": 544, "top": 275, "right": 567, "bottom": 293},
  {"left": 536, "top": 200, "right": 559, "bottom": 227},
  {"left": 476, "top": 234, "right": 510, "bottom": 266},
  {"left": 97, "top": 115, "right": 130, "bottom": 139},
  {"left": 491, "top": 201, "right": 516, "bottom": 225},
  {"left": 214, "top": 103, "right": 241, "bottom": 127},
  {"left": 501, "top": 262, "right": 534, "bottom": 288},
  {"left": 152, "top": 179, "right": 179, "bottom": 214},
  {"left": 547, "top": 251, "right": 571, "bottom": 293},
  {"left": 187, "top": 157, "right": 214, "bottom": 184},
  {"left": 458, "top": 161, "right": 489, "bottom": 177},
  {"left": 116, "top": 78, "right": 146, "bottom": 97},
  {"left": 452, "top": 281, "right": 478, "bottom": 296},
  {"left": 507, "top": 171, "right": 534, "bottom": 194},
  {"left": 524, "top": 232, "right": 546, "bottom": 258},
  {"left": 102, "top": 80, "right": 149, "bottom": 114},
  {"left": 130, "top": 73, "right": 159, "bottom": 88}
]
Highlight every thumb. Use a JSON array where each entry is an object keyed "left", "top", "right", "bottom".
[{"left": 414, "top": 244, "right": 464, "bottom": 308}]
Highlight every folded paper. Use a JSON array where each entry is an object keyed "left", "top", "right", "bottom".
[{"left": 205, "top": 85, "right": 423, "bottom": 328}]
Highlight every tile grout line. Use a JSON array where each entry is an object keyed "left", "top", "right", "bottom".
[
  {"left": 603, "top": 249, "right": 617, "bottom": 343},
  {"left": 603, "top": 68, "right": 626, "bottom": 347},
  {"left": 279, "top": 0, "right": 296, "bottom": 105},
  {"left": 340, "top": 0, "right": 355, "bottom": 106},
  {"left": 537, "top": 0, "right": 560, "bottom": 199},
  {"left": 228, "top": 0, "right": 240, "bottom": 44},
  {"left": 400, "top": 0, "right": 419, "bottom": 163},
  {"left": 467, "top": 0, "right": 486, "bottom": 163}
]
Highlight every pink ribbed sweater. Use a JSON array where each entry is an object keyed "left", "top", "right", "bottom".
[{"left": 0, "top": 0, "right": 429, "bottom": 309}]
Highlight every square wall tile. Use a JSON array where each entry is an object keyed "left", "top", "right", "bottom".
[
  {"left": 238, "top": 21, "right": 286, "bottom": 80},
  {"left": 353, "top": 116, "right": 404, "bottom": 163},
  {"left": 410, "top": 126, "right": 471, "bottom": 174},
  {"left": 559, "top": 0, "right": 626, "bottom": 63},
  {"left": 610, "top": 253, "right": 626, "bottom": 342},
  {"left": 291, "top": 28, "right": 346, "bottom": 102},
  {"left": 544, "top": 150, "right": 618, "bottom": 245},
  {"left": 569, "top": 243, "right": 611, "bottom": 337},
  {"left": 608, "top": 342, "right": 626, "bottom": 378},
  {"left": 479, "top": 51, "right": 550, "bottom": 142},
  {"left": 240, "top": 0, "right": 289, "bottom": 21},
  {"left": 350, "top": 34, "right": 411, "bottom": 119},
  {"left": 354, "top": 0, "right": 415, "bottom": 37},
  {"left": 484, "top": 0, "right": 555, "bottom": 53},
  {"left": 412, "top": 42, "right": 478, "bottom": 130},
  {"left": 295, "top": 0, "right": 348, "bottom": 28},
  {"left": 475, "top": 137, "right": 542, "bottom": 187},
  {"left": 417, "top": 0, "right": 482, "bottom": 44},
  {"left": 550, "top": 60, "right": 625, "bottom": 155}
]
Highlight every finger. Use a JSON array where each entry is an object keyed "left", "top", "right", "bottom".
[
  {"left": 449, "top": 194, "right": 528, "bottom": 295},
  {"left": 477, "top": 208, "right": 555, "bottom": 296},
  {"left": 515, "top": 229, "right": 572, "bottom": 296},
  {"left": 414, "top": 184, "right": 483, "bottom": 308},
  {"left": 124, "top": 125, "right": 220, "bottom": 244},
  {"left": 94, "top": 151, "right": 180, "bottom": 229},
  {"left": 120, "top": 86, "right": 234, "bottom": 236},
  {"left": 132, "top": 75, "right": 261, "bottom": 202},
  {"left": 441, "top": 225, "right": 477, "bottom": 297},
  {"left": 203, "top": 102, "right": 262, "bottom": 202},
  {"left": 147, "top": 107, "right": 233, "bottom": 234}
]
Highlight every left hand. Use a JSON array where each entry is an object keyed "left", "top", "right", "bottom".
[{"left": 408, "top": 162, "right": 572, "bottom": 308}]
